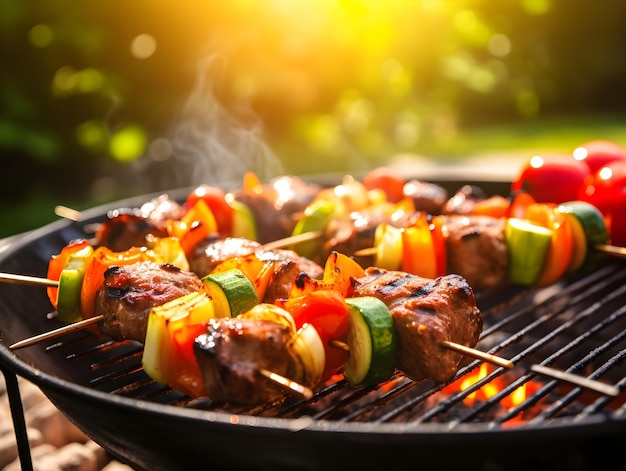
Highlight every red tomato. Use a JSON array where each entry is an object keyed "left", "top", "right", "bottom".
[
  {"left": 185, "top": 185, "right": 233, "bottom": 234},
  {"left": 362, "top": 167, "right": 406, "bottom": 203},
  {"left": 572, "top": 140, "right": 626, "bottom": 174},
  {"left": 511, "top": 154, "right": 590, "bottom": 204},
  {"left": 279, "top": 290, "right": 350, "bottom": 380},
  {"left": 577, "top": 160, "right": 626, "bottom": 246}
]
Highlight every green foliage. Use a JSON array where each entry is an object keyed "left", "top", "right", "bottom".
[{"left": 1, "top": 0, "right": 626, "bottom": 237}]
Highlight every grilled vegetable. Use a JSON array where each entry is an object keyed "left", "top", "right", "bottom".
[
  {"left": 505, "top": 218, "right": 552, "bottom": 285},
  {"left": 201, "top": 268, "right": 259, "bottom": 317},
  {"left": 556, "top": 201, "right": 610, "bottom": 277},
  {"left": 142, "top": 291, "right": 216, "bottom": 397},
  {"left": 56, "top": 244, "right": 94, "bottom": 322},
  {"left": 344, "top": 297, "right": 398, "bottom": 386},
  {"left": 286, "top": 322, "right": 326, "bottom": 389},
  {"left": 278, "top": 289, "right": 350, "bottom": 379}
]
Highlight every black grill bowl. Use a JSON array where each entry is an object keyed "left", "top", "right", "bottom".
[{"left": 0, "top": 187, "right": 625, "bottom": 471}]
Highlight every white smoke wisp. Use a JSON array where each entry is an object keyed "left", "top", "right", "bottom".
[{"left": 165, "top": 56, "right": 284, "bottom": 189}]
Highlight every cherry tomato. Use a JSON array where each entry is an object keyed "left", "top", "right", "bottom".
[
  {"left": 185, "top": 185, "right": 233, "bottom": 234},
  {"left": 362, "top": 167, "right": 406, "bottom": 203},
  {"left": 572, "top": 139, "right": 626, "bottom": 174},
  {"left": 577, "top": 160, "right": 626, "bottom": 246},
  {"left": 511, "top": 154, "right": 590, "bottom": 204},
  {"left": 279, "top": 290, "right": 350, "bottom": 380}
]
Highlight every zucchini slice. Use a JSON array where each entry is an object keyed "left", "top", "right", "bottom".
[
  {"left": 202, "top": 268, "right": 259, "bottom": 317},
  {"left": 344, "top": 297, "right": 398, "bottom": 387}
]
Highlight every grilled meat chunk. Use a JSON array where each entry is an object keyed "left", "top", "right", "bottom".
[
  {"left": 352, "top": 267, "right": 482, "bottom": 383},
  {"left": 95, "top": 194, "right": 185, "bottom": 251},
  {"left": 189, "top": 237, "right": 263, "bottom": 277},
  {"left": 232, "top": 176, "right": 321, "bottom": 244},
  {"left": 96, "top": 261, "right": 202, "bottom": 342},
  {"left": 403, "top": 179, "right": 449, "bottom": 215},
  {"left": 259, "top": 249, "right": 324, "bottom": 302},
  {"left": 194, "top": 317, "right": 294, "bottom": 405},
  {"left": 444, "top": 215, "right": 508, "bottom": 291}
]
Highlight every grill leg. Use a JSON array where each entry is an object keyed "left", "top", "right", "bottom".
[{"left": 1, "top": 369, "right": 33, "bottom": 471}]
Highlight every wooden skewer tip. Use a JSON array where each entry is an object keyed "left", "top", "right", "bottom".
[
  {"left": 8, "top": 315, "right": 104, "bottom": 351},
  {"left": 259, "top": 368, "right": 313, "bottom": 400},
  {"left": 54, "top": 205, "right": 83, "bottom": 222},
  {"left": 0, "top": 273, "right": 58, "bottom": 288},
  {"left": 530, "top": 364, "right": 620, "bottom": 397}
]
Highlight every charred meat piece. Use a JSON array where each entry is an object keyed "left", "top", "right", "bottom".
[
  {"left": 233, "top": 176, "right": 321, "bottom": 244},
  {"left": 189, "top": 237, "right": 263, "bottom": 277},
  {"left": 352, "top": 267, "right": 482, "bottom": 383},
  {"left": 403, "top": 179, "right": 449, "bottom": 215},
  {"left": 96, "top": 261, "right": 202, "bottom": 342},
  {"left": 95, "top": 209, "right": 169, "bottom": 252},
  {"left": 257, "top": 249, "right": 324, "bottom": 302},
  {"left": 95, "top": 194, "right": 185, "bottom": 251},
  {"left": 444, "top": 215, "right": 508, "bottom": 291},
  {"left": 194, "top": 317, "right": 294, "bottom": 405}
]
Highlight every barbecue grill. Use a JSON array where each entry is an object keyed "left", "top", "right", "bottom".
[{"left": 0, "top": 182, "right": 624, "bottom": 471}]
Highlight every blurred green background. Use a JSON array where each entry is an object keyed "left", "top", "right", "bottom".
[{"left": 2, "top": 0, "right": 626, "bottom": 238}]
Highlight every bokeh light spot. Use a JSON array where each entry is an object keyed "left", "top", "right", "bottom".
[
  {"left": 109, "top": 125, "right": 147, "bottom": 162},
  {"left": 75, "top": 119, "right": 107, "bottom": 152},
  {"left": 488, "top": 34, "right": 511, "bottom": 57},
  {"left": 52, "top": 66, "right": 78, "bottom": 96},
  {"left": 28, "top": 24, "right": 53, "bottom": 48},
  {"left": 130, "top": 34, "right": 157, "bottom": 59}
]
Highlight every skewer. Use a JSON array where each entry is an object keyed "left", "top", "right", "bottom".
[
  {"left": 54, "top": 205, "right": 83, "bottom": 222},
  {"left": 0, "top": 273, "right": 58, "bottom": 288},
  {"left": 356, "top": 243, "right": 626, "bottom": 259},
  {"left": 261, "top": 231, "right": 323, "bottom": 251},
  {"left": 330, "top": 338, "right": 514, "bottom": 370},
  {"left": 259, "top": 368, "right": 313, "bottom": 400},
  {"left": 594, "top": 243, "right": 626, "bottom": 260},
  {"left": 440, "top": 340, "right": 515, "bottom": 369},
  {"left": 530, "top": 364, "right": 620, "bottom": 397},
  {"left": 9, "top": 315, "right": 104, "bottom": 350}
]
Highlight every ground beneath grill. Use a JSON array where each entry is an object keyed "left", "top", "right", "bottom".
[{"left": 0, "top": 375, "right": 135, "bottom": 471}]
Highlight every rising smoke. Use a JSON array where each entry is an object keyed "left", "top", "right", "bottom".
[{"left": 110, "top": 56, "right": 284, "bottom": 199}]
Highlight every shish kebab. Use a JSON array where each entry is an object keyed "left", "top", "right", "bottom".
[
  {"left": 3, "top": 238, "right": 618, "bottom": 402},
  {"left": 3, "top": 241, "right": 482, "bottom": 405},
  {"left": 66, "top": 167, "right": 617, "bottom": 296}
]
